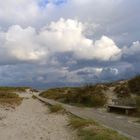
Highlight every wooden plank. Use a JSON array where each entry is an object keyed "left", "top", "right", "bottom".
[{"left": 108, "top": 105, "right": 137, "bottom": 110}]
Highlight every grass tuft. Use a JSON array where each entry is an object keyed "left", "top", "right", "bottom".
[
  {"left": 32, "top": 95, "right": 37, "bottom": 99},
  {"left": 0, "top": 92, "right": 22, "bottom": 106},
  {"left": 69, "top": 116, "right": 97, "bottom": 129},
  {"left": 49, "top": 104, "right": 65, "bottom": 113},
  {"left": 68, "top": 116, "right": 131, "bottom": 140}
]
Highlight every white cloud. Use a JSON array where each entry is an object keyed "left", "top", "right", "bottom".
[
  {"left": 5, "top": 25, "right": 47, "bottom": 62},
  {"left": 0, "top": 18, "right": 122, "bottom": 65},
  {"left": 0, "top": 0, "right": 41, "bottom": 26},
  {"left": 39, "top": 18, "right": 122, "bottom": 61},
  {"left": 123, "top": 41, "right": 140, "bottom": 55}
]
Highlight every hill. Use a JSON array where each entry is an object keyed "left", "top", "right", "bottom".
[{"left": 40, "top": 76, "right": 140, "bottom": 113}]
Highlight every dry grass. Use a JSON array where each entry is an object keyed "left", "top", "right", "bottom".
[
  {"left": 0, "top": 87, "right": 30, "bottom": 92},
  {"left": 0, "top": 98, "right": 22, "bottom": 106},
  {"left": 69, "top": 116, "right": 97, "bottom": 129},
  {"left": 32, "top": 95, "right": 37, "bottom": 99},
  {"left": 49, "top": 104, "right": 65, "bottom": 113},
  {"left": 0, "top": 92, "right": 22, "bottom": 107}
]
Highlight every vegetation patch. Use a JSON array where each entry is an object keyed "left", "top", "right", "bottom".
[
  {"left": 69, "top": 116, "right": 97, "bottom": 129},
  {"left": 0, "top": 86, "right": 31, "bottom": 92},
  {"left": 114, "top": 84, "right": 131, "bottom": 98},
  {"left": 0, "top": 92, "right": 22, "bottom": 106},
  {"left": 69, "top": 116, "right": 131, "bottom": 140},
  {"left": 40, "top": 85, "right": 107, "bottom": 107},
  {"left": 136, "top": 119, "right": 140, "bottom": 124},
  {"left": 128, "top": 75, "right": 140, "bottom": 95},
  {"left": 135, "top": 96, "right": 140, "bottom": 117},
  {"left": 32, "top": 95, "right": 37, "bottom": 99},
  {"left": 49, "top": 104, "right": 65, "bottom": 113}
]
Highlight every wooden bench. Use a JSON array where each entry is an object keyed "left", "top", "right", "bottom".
[{"left": 107, "top": 105, "right": 137, "bottom": 115}]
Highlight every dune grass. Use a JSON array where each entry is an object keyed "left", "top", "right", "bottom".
[
  {"left": 0, "top": 91, "right": 22, "bottom": 106},
  {"left": 49, "top": 104, "right": 65, "bottom": 113},
  {"left": 69, "top": 116, "right": 97, "bottom": 129},
  {"left": 32, "top": 95, "right": 37, "bottom": 99},
  {"left": 0, "top": 86, "right": 30, "bottom": 92},
  {"left": 69, "top": 116, "right": 131, "bottom": 140},
  {"left": 40, "top": 85, "right": 107, "bottom": 107}
]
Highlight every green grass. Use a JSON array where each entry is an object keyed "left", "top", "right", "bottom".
[
  {"left": 49, "top": 104, "right": 65, "bottom": 113},
  {"left": 69, "top": 116, "right": 131, "bottom": 140}
]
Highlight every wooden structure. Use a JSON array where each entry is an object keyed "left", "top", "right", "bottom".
[
  {"left": 107, "top": 98, "right": 137, "bottom": 115},
  {"left": 107, "top": 104, "right": 137, "bottom": 115}
]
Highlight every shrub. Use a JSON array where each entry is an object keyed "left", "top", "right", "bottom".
[
  {"left": 114, "top": 84, "right": 130, "bottom": 98},
  {"left": 128, "top": 75, "right": 140, "bottom": 95},
  {"left": 135, "top": 96, "right": 140, "bottom": 107},
  {"left": 40, "top": 85, "right": 107, "bottom": 107}
]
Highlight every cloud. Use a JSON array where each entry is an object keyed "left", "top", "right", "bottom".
[
  {"left": 0, "top": 18, "right": 122, "bottom": 65},
  {"left": 123, "top": 41, "right": 140, "bottom": 55},
  {"left": 0, "top": 0, "right": 41, "bottom": 27},
  {"left": 0, "top": 0, "right": 140, "bottom": 87}
]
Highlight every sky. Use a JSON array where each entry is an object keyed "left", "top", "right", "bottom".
[{"left": 0, "top": 0, "right": 140, "bottom": 88}]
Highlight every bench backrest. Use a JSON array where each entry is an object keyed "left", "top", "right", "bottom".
[{"left": 112, "top": 98, "right": 136, "bottom": 106}]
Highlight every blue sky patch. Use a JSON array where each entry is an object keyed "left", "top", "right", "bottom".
[{"left": 39, "top": 0, "right": 67, "bottom": 7}]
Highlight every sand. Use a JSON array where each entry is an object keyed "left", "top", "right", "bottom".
[{"left": 0, "top": 93, "right": 76, "bottom": 140}]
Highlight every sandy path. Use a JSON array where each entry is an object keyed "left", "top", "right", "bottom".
[{"left": 0, "top": 95, "right": 76, "bottom": 140}]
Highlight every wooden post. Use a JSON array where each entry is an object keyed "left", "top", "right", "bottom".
[{"left": 125, "top": 109, "right": 129, "bottom": 115}]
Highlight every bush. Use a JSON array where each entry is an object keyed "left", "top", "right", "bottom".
[
  {"left": 135, "top": 96, "right": 140, "bottom": 108},
  {"left": 65, "top": 85, "right": 107, "bottom": 107},
  {"left": 114, "top": 84, "right": 131, "bottom": 98},
  {"left": 128, "top": 75, "right": 140, "bottom": 95},
  {"left": 40, "top": 85, "right": 107, "bottom": 107}
]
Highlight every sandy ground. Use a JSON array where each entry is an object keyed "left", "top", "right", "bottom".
[{"left": 0, "top": 93, "right": 76, "bottom": 140}]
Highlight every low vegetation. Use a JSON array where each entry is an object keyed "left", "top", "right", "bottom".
[
  {"left": 114, "top": 84, "right": 131, "bottom": 98},
  {"left": 0, "top": 91, "right": 22, "bottom": 106},
  {"left": 69, "top": 116, "right": 97, "bottom": 129},
  {"left": 40, "top": 85, "right": 107, "bottom": 107},
  {"left": 0, "top": 86, "right": 31, "bottom": 92},
  {"left": 135, "top": 96, "right": 140, "bottom": 117},
  {"left": 49, "top": 104, "right": 65, "bottom": 113},
  {"left": 32, "top": 95, "right": 37, "bottom": 99},
  {"left": 128, "top": 75, "right": 140, "bottom": 95},
  {"left": 69, "top": 116, "right": 131, "bottom": 140}
]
